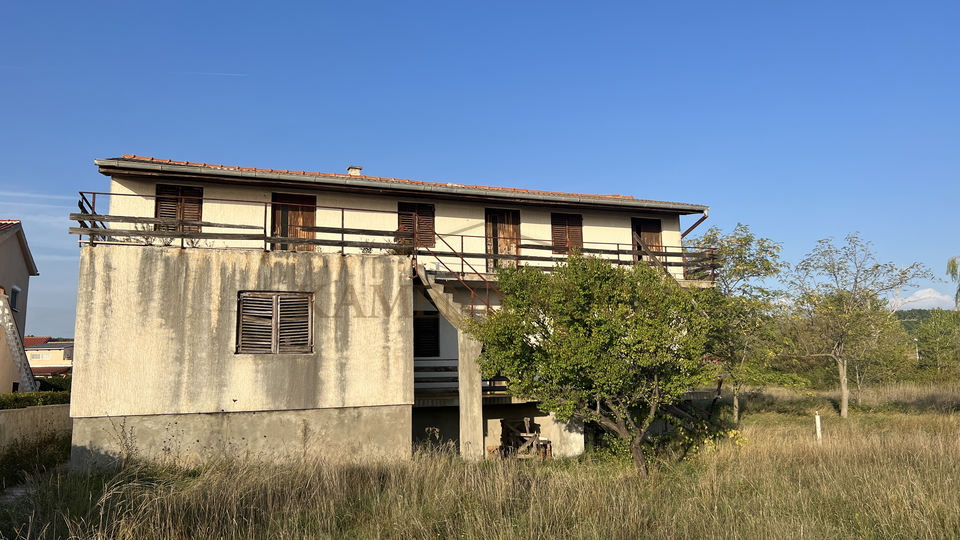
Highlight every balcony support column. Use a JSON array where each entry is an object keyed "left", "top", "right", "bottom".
[{"left": 457, "top": 330, "right": 484, "bottom": 461}]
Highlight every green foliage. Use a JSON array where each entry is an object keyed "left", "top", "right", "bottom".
[
  {"left": 915, "top": 309, "right": 960, "bottom": 375},
  {"left": 895, "top": 308, "right": 935, "bottom": 336},
  {"left": 785, "top": 233, "right": 933, "bottom": 417},
  {"left": 0, "top": 391, "right": 70, "bottom": 410},
  {"left": 36, "top": 376, "right": 71, "bottom": 392},
  {"left": 466, "top": 254, "right": 718, "bottom": 472},
  {"left": 690, "top": 225, "right": 803, "bottom": 419}
]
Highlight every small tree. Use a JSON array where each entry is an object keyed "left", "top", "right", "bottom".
[
  {"left": 916, "top": 309, "right": 960, "bottom": 375},
  {"left": 787, "top": 233, "right": 932, "bottom": 418},
  {"left": 466, "top": 255, "right": 716, "bottom": 475},
  {"left": 691, "top": 224, "right": 799, "bottom": 423}
]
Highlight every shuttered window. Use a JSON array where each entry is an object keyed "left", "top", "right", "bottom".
[
  {"left": 398, "top": 202, "right": 436, "bottom": 248},
  {"left": 237, "top": 292, "right": 313, "bottom": 354},
  {"left": 551, "top": 213, "right": 583, "bottom": 254},
  {"left": 155, "top": 184, "right": 203, "bottom": 232}
]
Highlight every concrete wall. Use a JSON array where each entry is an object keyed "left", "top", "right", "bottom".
[
  {"left": 71, "top": 405, "right": 409, "bottom": 471},
  {"left": 71, "top": 245, "right": 414, "bottom": 467},
  {"left": 0, "top": 404, "right": 71, "bottom": 452}
]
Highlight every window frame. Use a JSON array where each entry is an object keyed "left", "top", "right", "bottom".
[
  {"left": 236, "top": 291, "right": 314, "bottom": 354},
  {"left": 9, "top": 285, "right": 20, "bottom": 312}
]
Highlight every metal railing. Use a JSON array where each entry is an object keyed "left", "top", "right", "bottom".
[{"left": 69, "top": 191, "right": 718, "bottom": 284}]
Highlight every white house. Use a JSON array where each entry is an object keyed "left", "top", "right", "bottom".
[{"left": 68, "top": 155, "right": 715, "bottom": 470}]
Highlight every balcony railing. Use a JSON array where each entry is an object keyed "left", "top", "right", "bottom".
[{"left": 69, "top": 191, "right": 719, "bottom": 283}]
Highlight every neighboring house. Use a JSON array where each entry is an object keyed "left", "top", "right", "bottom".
[
  {"left": 68, "top": 155, "right": 716, "bottom": 470},
  {"left": 27, "top": 341, "right": 74, "bottom": 377},
  {"left": 0, "top": 220, "right": 40, "bottom": 393}
]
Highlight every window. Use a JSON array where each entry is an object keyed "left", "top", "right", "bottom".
[
  {"left": 398, "top": 202, "right": 436, "bottom": 248},
  {"left": 237, "top": 292, "right": 313, "bottom": 354},
  {"left": 155, "top": 184, "right": 203, "bottom": 232},
  {"left": 9, "top": 286, "right": 19, "bottom": 311},
  {"left": 271, "top": 193, "right": 317, "bottom": 251},
  {"left": 551, "top": 213, "right": 583, "bottom": 254},
  {"left": 31, "top": 353, "right": 51, "bottom": 361},
  {"left": 414, "top": 309, "right": 441, "bottom": 357}
]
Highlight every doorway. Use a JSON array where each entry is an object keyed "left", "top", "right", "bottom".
[
  {"left": 272, "top": 193, "right": 317, "bottom": 251},
  {"left": 485, "top": 209, "right": 520, "bottom": 272}
]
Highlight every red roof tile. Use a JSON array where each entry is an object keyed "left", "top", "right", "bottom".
[
  {"left": 23, "top": 336, "right": 51, "bottom": 347},
  {"left": 0, "top": 220, "right": 22, "bottom": 232},
  {"left": 116, "top": 155, "right": 643, "bottom": 202}
]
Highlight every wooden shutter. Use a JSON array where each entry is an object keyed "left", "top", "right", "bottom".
[
  {"left": 155, "top": 185, "right": 181, "bottom": 232},
  {"left": 238, "top": 292, "right": 313, "bottom": 354},
  {"left": 155, "top": 184, "right": 203, "bottom": 232},
  {"left": 277, "top": 294, "right": 312, "bottom": 353},
  {"left": 398, "top": 202, "right": 435, "bottom": 248},
  {"left": 272, "top": 194, "right": 316, "bottom": 251},
  {"left": 237, "top": 293, "right": 276, "bottom": 353},
  {"left": 551, "top": 213, "right": 582, "bottom": 254},
  {"left": 179, "top": 187, "right": 203, "bottom": 232}
]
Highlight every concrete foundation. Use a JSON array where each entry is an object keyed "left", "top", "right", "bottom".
[{"left": 71, "top": 404, "right": 411, "bottom": 472}]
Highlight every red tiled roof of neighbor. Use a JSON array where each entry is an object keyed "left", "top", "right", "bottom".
[
  {"left": 23, "top": 336, "right": 51, "bottom": 347},
  {"left": 116, "top": 155, "right": 645, "bottom": 202},
  {"left": 31, "top": 366, "right": 72, "bottom": 377},
  {"left": 0, "top": 220, "right": 22, "bottom": 232}
]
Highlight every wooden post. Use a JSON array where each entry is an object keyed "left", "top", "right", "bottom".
[{"left": 815, "top": 412, "right": 823, "bottom": 444}]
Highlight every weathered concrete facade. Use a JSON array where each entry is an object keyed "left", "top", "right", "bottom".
[{"left": 71, "top": 245, "right": 413, "bottom": 469}]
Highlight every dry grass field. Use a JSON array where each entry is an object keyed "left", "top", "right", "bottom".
[{"left": 2, "top": 385, "right": 959, "bottom": 539}]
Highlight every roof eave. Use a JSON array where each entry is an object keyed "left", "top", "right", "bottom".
[{"left": 94, "top": 158, "right": 710, "bottom": 215}]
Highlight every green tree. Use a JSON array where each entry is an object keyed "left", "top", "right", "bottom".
[
  {"left": 466, "top": 255, "right": 717, "bottom": 475},
  {"left": 787, "top": 233, "right": 932, "bottom": 418},
  {"left": 691, "top": 224, "right": 798, "bottom": 423},
  {"left": 916, "top": 309, "right": 960, "bottom": 375}
]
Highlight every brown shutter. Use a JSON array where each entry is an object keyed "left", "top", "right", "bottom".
[
  {"left": 551, "top": 213, "right": 582, "bottom": 254},
  {"left": 155, "top": 184, "right": 203, "bottom": 232},
  {"left": 238, "top": 293, "right": 276, "bottom": 353},
  {"left": 398, "top": 202, "right": 435, "bottom": 248},
  {"left": 277, "top": 293, "right": 312, "bottom": 353},
  {"left": 155, "top": 185, "right": 180, "bottom": 232},
  {"left": 179, "top": 186, "right": 203, "bottom": 232}
]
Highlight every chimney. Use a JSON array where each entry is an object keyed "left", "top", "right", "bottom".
[{"left": 347, "top": 165, "right": 363, "bottom": 176}]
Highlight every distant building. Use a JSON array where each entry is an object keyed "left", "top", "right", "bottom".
[
  {"left": 68, "top": 155, "right": 716, "bottom": 470},
  {"left": 27, "top": 341, "right": 74, "bottom": 377},
  {"left": 0, "top": 220, "right": 40, "bottom": 393}
]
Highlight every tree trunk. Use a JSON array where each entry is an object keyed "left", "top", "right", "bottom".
[
  {"left": 837, "top": 356, "right": 849, "bottom": 418},
  {"left": 732, "top": 392, "right": 740, "bottom": 424},
  {"left": 629, "top": 436, "right": 648, "bottom": 477}
]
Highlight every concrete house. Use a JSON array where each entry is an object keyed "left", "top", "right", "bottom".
[
  {"left": 68, "top": 155, "right": 715, "bottom": 470},
  {"left": 0, "top": 220, "right": 40, "bottom": 394},
  {"left": 27, "top": 341, "right": 74, "bottom": 378}
]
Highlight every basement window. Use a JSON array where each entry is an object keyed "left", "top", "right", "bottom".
[{"left": 237, "top": 292, "right": 313, "bottom": 354}]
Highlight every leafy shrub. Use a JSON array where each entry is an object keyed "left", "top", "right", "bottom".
[
  {"left": 0, "top": 391, "right": 70, "bottom": 410},
  {"left": 37, "top": 377, "right": 71, "bottom": 392}
]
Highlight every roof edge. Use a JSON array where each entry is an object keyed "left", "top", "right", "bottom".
[{"left": 94, "top": 158, "right": 710, "bottom": 215}]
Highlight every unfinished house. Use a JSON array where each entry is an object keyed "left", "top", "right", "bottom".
[
  {"left": 68, "top": 155, "right": 716, "bottom": 470},
  {"left": 0, "top": 220, "right": 40, "bottom": 394}
]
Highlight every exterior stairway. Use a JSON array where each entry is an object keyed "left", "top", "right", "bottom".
[{"left": 0, "top": 294, "right": 38, "bottom": 393}]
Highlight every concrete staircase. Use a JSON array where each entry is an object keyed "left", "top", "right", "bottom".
[{"left": 0, "top": 294, "right": 38, "bottom": 393}]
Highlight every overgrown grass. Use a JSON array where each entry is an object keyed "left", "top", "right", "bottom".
[
  {"left": 3, "top": 388, "right": 960, "bottom": 539},
  {"left": 0, "top": 433, "right": 70, "bottom": 489}
]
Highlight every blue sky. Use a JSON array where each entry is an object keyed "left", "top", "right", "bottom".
[{"left": 2, "top": 1, "right": 958, "bottom": 337}]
